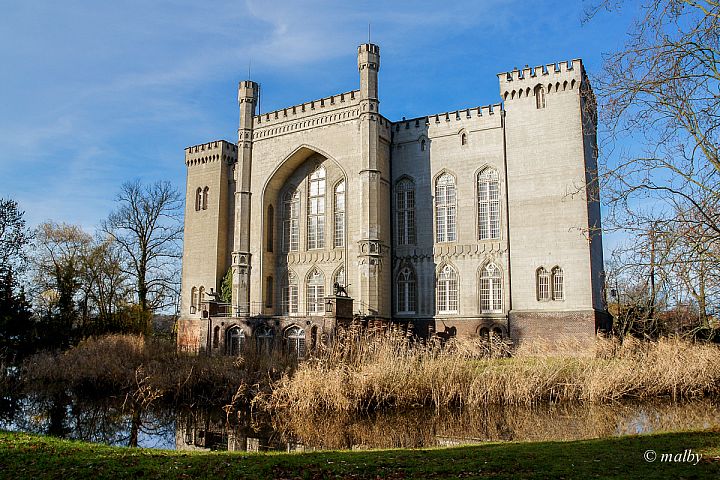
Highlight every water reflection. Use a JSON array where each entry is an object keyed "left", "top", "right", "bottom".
[
  {"left": 2, "top": 395, "right": 719, "bottom": 452},
  {"left": 180, "top": 400, "right": 720, "bottom": 452}
]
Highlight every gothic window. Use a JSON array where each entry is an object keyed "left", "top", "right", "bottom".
[
  {"left": 552, "top": 267, "right": 564, "bottom": 301},
  {"left": 281, "top": 271, "right": 298, "bottom": 314},
  {"left": 396, "top": 179, "right": 416, "bottom": 245},
  {"left": 537, "top": 267, "right": 550, "bottom": 301},
  {"left": 213, "top": 326, "right": 220, "bottom": 349},
  {"left": 306, "top": 268, "right": 325, "bottom": 315},
  {"left": 437, "top": 264, "right": 458, "bottom": 314},
  {"left": 333, "top": 266, "right": 346, "bottom": 289},
  {"left": 265, "top": 276, "right": 273, "bottom": 308},
  {"left": 477, "top": 168, "right": 500, "bottom": 240},
  {"left": 334, "top": 181, "right": 345, "bottom": 248},
  {"left": 396, "top": 266, "right": 417, "bottom": 314},
  {"left": 283, "top": 189, "right": 300, "bottom": 252},
  {"left": 267, "top": 205, "right": 274, "bottom": 252},
  {"left": 202, "top": 187, "right": 209, "bottom": 210},
  {"left": 255, "top": 325, "right": 274, "bottom": 354},
  {"left": 285, "top": 325, "right": 306, "bottom": 359},
  {"left": 535, "top": 85, "right": 546, "bottom": 109},
  {"left": 435, "top": 173, "right": 457, "bottom": 243},
  {"left": 421, "top": 139, "right": 426, "bottom": 151},
  {"left": 198, "top": 286, "right": 205, "bottom": 309},
  {"left": 307, "top": 166, "right": 326, "bottom": 249},
  {"left": 195, "top": 188, "right": 202, "bottom": 211},
  {"left": 191, "top": 287, "right": 198, "bottom": 312},
  {"left": 480, "top": 263, "right": 502, "bottom": 313},
  {"left": 226, "top": 327, "right": 245, "bottom": 355},
  {"left": 461, "top": 132, "right": 468, "bottom": 146}
]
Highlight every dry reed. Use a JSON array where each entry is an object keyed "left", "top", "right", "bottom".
[{"left": 265, "top": 327, "right": 720, "bottom": 413}]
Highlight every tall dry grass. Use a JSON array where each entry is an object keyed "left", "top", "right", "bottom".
[
  {"left": 264, "top": 326, "right": 720, "bottom": 413},
  {"left": 21, "top": 334, "right": 297, "bottom": 405}
]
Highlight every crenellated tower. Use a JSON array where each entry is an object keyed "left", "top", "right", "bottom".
[
  {"left": 232, "top": 80, "right": 259, "bottom": 316},
  {"left": 356, "top": 44, "right": 391, "bottom": 318}
]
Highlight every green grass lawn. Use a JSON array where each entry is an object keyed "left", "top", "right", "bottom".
[{"left": 1, "top": 429, "right": 719, "bottom": 479}]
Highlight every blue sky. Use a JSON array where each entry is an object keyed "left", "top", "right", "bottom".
[{"left": 0, "top": 0, "right": 639, "bottom": 237}]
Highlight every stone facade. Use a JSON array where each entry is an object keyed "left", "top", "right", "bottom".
[{"left": 178, "top": 43, "right": 606, "bottom": 355}]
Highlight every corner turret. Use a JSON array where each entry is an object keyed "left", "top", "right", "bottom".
[{"left": 358, "top": 44, "right": 380, "bottom": 101}]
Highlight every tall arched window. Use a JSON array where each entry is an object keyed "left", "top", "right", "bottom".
[
  {"left": 537, "top": 267, "right": 550, "bottom": 301},
  {"left": 306, "top": 268, "right": 325, "bottom": 315},
  {"left": 461, "top": 132, "right": 468, "bottom": 146},
  {"left": 195, "top": 188, "right": 202, "bottom": 211},
  {"left": 333, "top": 266, "right": 346, "bottom": 289},
  {"left": 535, "top": 85, "right": 546, "bottom": 109},
  {"left": 480, "top": 263, "right": 502, "bottom": 313},
  {"left": 396, "top": 266, "right": 417, "bottom": 314},
  {"left": 226, "top": 326, "right": 245, "bottom": 355},
  {"left": 437, "top": 265, "right": 458, "bottom": 314},
  {"left": 435, "top": 174, "right": 457, "bottom": 242},
  {"left": 202, "top": 187, "right": 209, "bottom": 210},
  {"left": 265, "top": 276, "right": 273, "bottom": 308},
  {"left": 421, "top": 139, "right": 426, "bottom": 151},
  {"left": 285, "top": 326, "right": 306, "bottom": 358},
  {"left": 213, "top": 325, "right": 220, "bottom": 349},
  {"left": 334, "top": 181, "right": 345, "bottom": 248},
  {"left": 283, "top": 189, "right": 300, "bottom": 252},
  {"left": 190, "top": 287, "right": 198, "bottom": 312},
  {"left": 267, "top": 205, "right": 274, "bottom": 252},
  {"left": 281, "top": 271, "right": 298, "bottom": 314},
  {"left": 198, "top": 286, "right": 205, "bottom": 309},
  {"left": 477, "top": 168, "right": 500, "bottom": 240},
  {"left": 552, "top": 267, "right": 564, "bottom": 300},
  {"left": 307, "top": 166, "right": 326, "bottom": 249},
  {"left": 255, "top": 325, "right": 274, "bottom": 354},
  {"left": 396, "top": 179, "right": 416, "bottom": 245}
]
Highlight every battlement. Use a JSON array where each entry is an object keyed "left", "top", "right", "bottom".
[
  {"left": 185, "top": 140, "right": 237, "bottom": 167},
  {"left": 498, "top": 59, "right": 584, "bottom": 100},
  {"left": 390, "top": 104, "right": 503, "bottom": 141},
  {"left": 253, "top": 89, "right": 361, "bottom": 129}
]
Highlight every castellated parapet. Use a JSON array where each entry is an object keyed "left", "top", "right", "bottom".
[
  {"left": 498, "top": 59, "right": 584, "bottom": 101},
  {"left": 178, "top": 43, "right": 607, "bottom": 356}
]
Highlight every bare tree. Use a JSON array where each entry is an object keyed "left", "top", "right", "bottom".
[
  {"left": 587, "top": 0, "right": 720, "bottom": 336},
  {"left": 101, "top": 180, "right": 182, "bottom": 328}
]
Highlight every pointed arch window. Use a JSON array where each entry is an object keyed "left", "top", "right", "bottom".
[
  {"left": 283, "top": 189, "right": 300, "bottom": 252},
  {"left": 334, "top": 181, "right": 345, "bottom": 248},
  {"left": 226, "top": 327, "right": 245, "bottom": 355},
  {"left": 265, "top": 276, "right": 273, "bottom": 308},
  {"left": 202, "top": 187, "right": 209, "bottom": 210},
  {"left": 480, "top": 263, "right": 502, "bottom": 313},
  {"left": 396, "top": 266, "right": 417, "bottom": 314},
  {"left": 195, "top": 188, "right": 202, "bottom": 211},
  {"left": 435, "top": 174, "right": 457, "bottom": 242},
  {"left": 190, "top": 287, "right": 198, "bottom": 313},
  {"left": 198, "top": 286, "right": 205, "bottom": 308},
  {"left": 437, "top": 265, "right": 458, "bottom": 314},
  {"left": 478, "top": 169, "right": 500, "bottom": 240},
  {"left": 285, "top": 326, "right": 306, "bottom": 359},
  {"left": 535, "top": 85, "right": 546, "bottom": 109},
  {"left": 396, "top": 179, "right": 416, "bottom": 245},
  {"left": 333, "top": 266, "right": 346, "bottom": 290},
  {"left": 461, "top": 132, "right": 468, "bottom": 146},
  {"left": 421, "top": 139, "right": 426, "bottom": 151},
  {"left": 307, "top": 166, "right": 326, "bottom": 249},
  {"left": 552, "top": 267, "right": 564, "bottom": 301},
  {"left": 267, "top": 205, "right": 274, "bottom": 252},
  {"left": 306, "top": 268, "right": 325, "bottom": 315},
  {"left": 281, "top": 271, "right": 298, "bottom": 314},
  {"left": 255, "top": 325, "right": 274, "bottom": 354},
  {"left": 537, "top": 267, "right": 550, "bottom": 301}
]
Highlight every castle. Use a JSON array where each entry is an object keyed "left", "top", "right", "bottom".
[{"left": 177, "top": 43, "right": 606, "bottom": 356}]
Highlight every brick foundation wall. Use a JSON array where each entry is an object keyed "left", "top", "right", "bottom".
[{"left": 508, "top": 310, "right": 600, "bottom": 343}]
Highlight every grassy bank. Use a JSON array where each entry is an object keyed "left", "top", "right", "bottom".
[
  {"left": 267, "top": 330, "right": 720, "bottom": 412},
  {"left": 1, "top": 429, "right": 719, "bottom": 479}
]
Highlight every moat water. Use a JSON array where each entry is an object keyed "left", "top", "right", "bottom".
[{"left": 1, "top": 394, "right": 719, "bottom": 452}]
